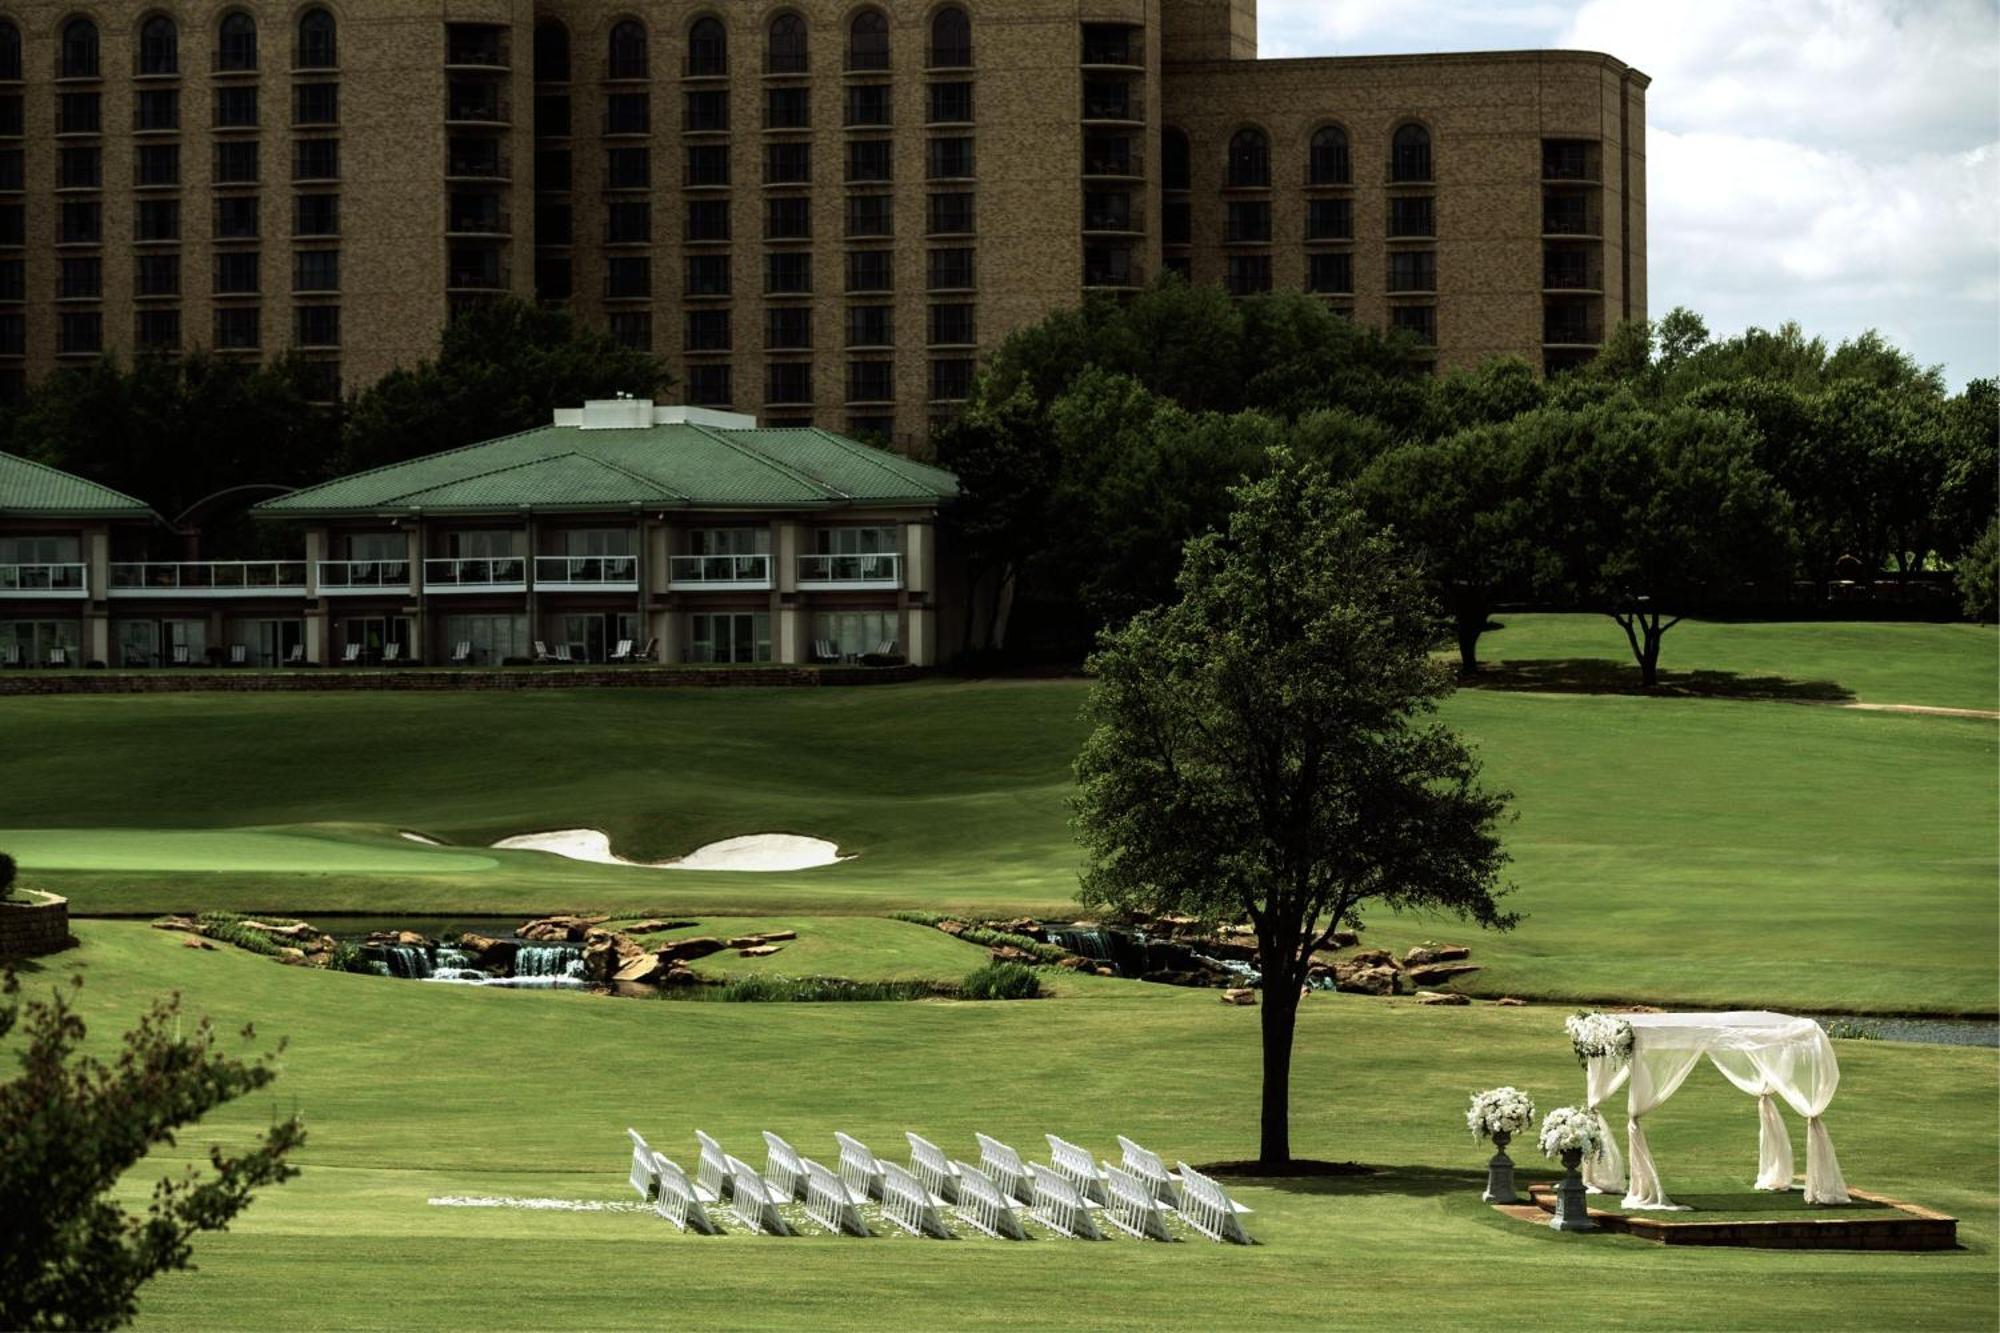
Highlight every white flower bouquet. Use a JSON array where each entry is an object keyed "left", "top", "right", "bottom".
[
  {"left": 1564, "top": 1011, "right": 1634, "bottom": 1068},
  {"left": 1538, "top": 1106, "right": 1605, "bottom": 1161},
  {"left": 1466, "top": 1086, "right": 1536, "bottom": 1143}
]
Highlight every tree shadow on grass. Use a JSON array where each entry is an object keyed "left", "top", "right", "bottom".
[
  {"left": 1208, "top": 1163, "right": 1503, "bottom": 1200},
  {"left": 1466, "top": 658, "right": 1854, "bottom": 704}
]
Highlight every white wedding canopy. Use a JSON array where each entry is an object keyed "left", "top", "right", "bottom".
[{"left": 1577, "top": 1011, "right": 1851, "bottom": 1209}]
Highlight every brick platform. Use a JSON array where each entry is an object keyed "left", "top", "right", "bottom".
[
  {"left": 0, "top": 665, "right": 923, "bottom": 696},
  {"left": 0, "top": 891, "right": 73, "bottom": 958},
  {"left": 1508, "top": 1183, "right": 1958, "bottom": 1250}
]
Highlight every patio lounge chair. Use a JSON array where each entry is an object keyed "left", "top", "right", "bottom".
[
  {"left": 607, "top": 638, "right": 635, "bottom": 663},
  {"left": 228, "top": 645, "right": 249, "bottom": 667},
  {"left": 633, "top": 637, "right": 657, "bottom": 663},
  {"left": 46, "top": 645, "right": 71, "bottom": 668},
  {"left": 1, "top": 644, "right": 19, "bottom": 668},
  {"left": 381, "top": 643, "right": 403, "bottom": 665},
  {"left": 283, "top": 644, "right": 305, "bottom": 666},
  {"left": 449, "top": 640, "right": 473, "bottom": 666},
  {"left": 170, "top": 644, "right": 192, "bottom": 666},
  {"left": 552, "top": 643, "right": 575, "bottom": 664},
  {"left": 340, "top": 643, "right": 362, "bottom": 665},
  {"left": 811, "top": 638, "right": 840, "bottom": 664}
]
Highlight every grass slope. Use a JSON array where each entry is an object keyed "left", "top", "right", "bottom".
[{"left": 28, "top": 924, "right": 1995, "bottom": 1332}]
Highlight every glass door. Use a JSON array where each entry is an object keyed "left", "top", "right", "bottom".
[
  {"left": 115, "top": 619, "right": 160, "bottom": 667},
  {"left": 559, "top": 613, "right": 606, "bottom": 663}
]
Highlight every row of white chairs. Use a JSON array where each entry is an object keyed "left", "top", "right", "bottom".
[{"left": 625, "top": 1127, "right": 1253, "bottom": 1244}]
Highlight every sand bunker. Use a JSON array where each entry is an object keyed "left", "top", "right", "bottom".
[
  {"left": 490, "top": 829, "right": 849, "bottom": 871},
  {"left": 400, "top": 831, "right": 443, "bottom": 845}
]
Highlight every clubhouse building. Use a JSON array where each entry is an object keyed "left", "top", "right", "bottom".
[{"left": 0, "top": 398, "right": 959, "bottom": 669}]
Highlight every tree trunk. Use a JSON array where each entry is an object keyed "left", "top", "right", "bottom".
[
  {"left": 1257, "top": 976, "right": 1299, "bottom": 1168},
  {"left": 1639, "top": 626, "right": 1661, "bottom": 688},
  {"left": 1452, "top": 596, "right": 1487, "bottom": 674},
  {"left": 988, "top": 566, "right": 1016, "bottom": 651}
]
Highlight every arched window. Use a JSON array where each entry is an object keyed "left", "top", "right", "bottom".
[
  {"left": 1391, "top": 123, "right": 1431, "bottom": 182},
  {"left": 847, "top": 10, "right": 889, "bottom": 71},
  {"left": 296, "top": 8, "right": 336, "bottom": 70},
  {"left": 929, "top": 6, "right": 971, "bottom": 67},
  {"left": 0, "top": 21, "right": 20, "bottom": 81},
  {"left": 138, "top": 15, "right": 178, "bottom": 75},
  {"left": 1227, "top": 127, "right": 1269, "bottom": 188},
  {"left": 766, "top": 13, "right": 807, "bottom": 74},
  {"left": 607, "top": 19, "right": 646, "bottom": 79},
  {"left": 1162, "top": 127, "right": 1190, "bottom": 191},
  {"left": 216, "top": 13, "right": 257, "bottom": 72},
  {"left": 60, "top": 17, "right": 99, "bottom": 78},
  {"left": 687, "top": 16, "right": 726, "bottom": 77},
  {"left": 533, "top": 22, "right": 569, "bottom": 81},
  {"left": 1310, "top": 126, "right": 1350, "bottom": 185}
]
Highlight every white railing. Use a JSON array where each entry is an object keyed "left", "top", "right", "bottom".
[
  {"left": 422, "top": 556, "right": 526, "bottom": 591},
  {"left": 316, "top": 559, "right": 412, "bottom": 592},
  {"left": 109, "top": 561, "right": 307, "bottom": 596},
  {"left": 534, "top": 554, "right": 639, "bottom": 588},
  {"left": 668, "top": 553, "right": 772, "bottom": 589},
  {"left": 797, "top": 552, "right": 901, "bottom": 589},
  {"left": 0, "top": 563, "right": 87, "bottom": 597}
]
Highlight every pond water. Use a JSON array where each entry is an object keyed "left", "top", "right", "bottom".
[{"left": 1809, "top": 1014, "right": 1997, "bottom": 1048}]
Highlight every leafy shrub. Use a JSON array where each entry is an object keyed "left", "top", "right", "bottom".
[
  {"left": 956, "top": 927, "right": 1068, "bottom": 964},
  {"left": 665, "top": 975, "right": 941, "bottom": 1003},
  {"left": 325, "top": 943, "right": 373, "bottom": 974},
  {"left": 889, "top": 909, "right": 947, "bottom": 927},
  {"left": 960, "top": 962, "right": 1042, "bottom": 1000},
  {"left": 0, "top": 851, "right": 14, "bottom": 904},
  {"left": 191, "top": 912, "right": 283, "bottom": 957}
]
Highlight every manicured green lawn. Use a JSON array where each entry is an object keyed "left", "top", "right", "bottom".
[
  {"left": 1474, "top": 614, "right": 1999, "bottom": 712},
  {"left": 30, "top": 924, "right": 1995, "bottom": 1331}
]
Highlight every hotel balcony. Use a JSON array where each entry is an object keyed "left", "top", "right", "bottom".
[
  {"left": 668, "top": 554, "right": 773, "bottom": 592},
  {"left": 317, "top": 559, "right": 413, "bottom": 594},
  {"left": 109, "top": 560, "right": 307, "bottom": 596},
  {"left": 0, "top": 562, "right": 87, "bottom": 597},
  {"left": 423, "top": 557, "right": 526, "bottom": 593},
  {"left": 797, "top": 552, "right": 900, "bottom": 591},
  {"left": 536, "top": 554, "right": 639, "bottom": 592}
]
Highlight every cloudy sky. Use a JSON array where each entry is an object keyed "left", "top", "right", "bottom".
[{"left": 1259, "top": 0, "right": 2000, "bottom": 387}]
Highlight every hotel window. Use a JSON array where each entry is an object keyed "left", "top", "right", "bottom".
[
  {"left": 293, "top": 249, "right": 339, "bottom": 292},
  {"left": 764, "top": 86, "right": 808, "bottom": 130},
  {"left": 765, "top": 361, "right": 811, "bottom": 404},
  {"left": 1227, "top": 128, "right": 1270, "bottom": 188},
  {"left": 686, "top": 199, "right": 730, "bottom": 242},
  {"left": 606, "top": 147, "right": 650, "bottom": 189},
  {"left": 0, "top": 209, "right": 19, "bottom": 247},
  {"left": 1082, "top": 77, "right": 1130, "bottom": 121},
  {"left": 930, "top": 358, "right": 972, "bottom": 402},
  {"left": 606, "top": 199, "right": 650, "bottom": 244},
  {"left": 765, "top": 251, "right": 812, "bottom": 295},
  {"left": 58, "top": 257, "right": 100, "bottom": 299},
  {"left": 685, "top": 144, "right": 729, "bottom": 187},
  {"left": 215, "top": 140, "right": 259, "bottom": 183},
  {"left": 1163, "top": 199, "right": 1190, "bottom": 244},
  {"left": 293, "top": 139, "right": 339, "bottom": 181},
  {"left": 1390, "top": 303, "right": 1436, "bottom": 345},
  {"left": 765, "top": 306, "right": 810, "bottom": 350},
  {"left": 135, "top": 88, "right": 178, "bottom": 131},
  {"left": 60, "top": 18, "right": 99, "bottom": 79},
  {"left": 1307, "top": 197, "right": 1352, "bottom": 241},
  {"left": 605, "top": 91, "right": 649, "bottom": 135},
  {"left": 295, "top": 305, "right": 339, "bottom": 347},
  {"left": 688, "top": 612, "right": 770, "bottom": 664},
  {"left": 135, "top": 309, "right": 180, "bottom": 352},
  {"left": 813, "top": 611, "right": 897, "bottom": 662},
  {"left": 846, "top": 193, "right": 892, "bottom": 238},
  {"left": 1391, "top": 123, "right": 1432, "bottom": 182},
  {"left": 607, "top": 20, "right": 647, "bottom": 80},
  {"left": 927, "top": 192, "right": 974, "bottom": 235},
  {"left": 58, "top": 311, "right": 101, "bottom": 355},
  {"left": 687, "top": 18, "right": 727, "bottom": 77},
  {"left": 57, "top": 146, "right": 100, "bottom": 189},
  {"left": 1081, "top": 22, "right": 1137, "bottom": 65},
  {"left": 57, "top": 92, "right": 100, "bottom": 134},
  {"left": 136, "top": 144, "right": 179, "bottom": 187},
  {"left": 849, "top": 10, "right": 890, "bottom": 72},
  {"left": 1387, "top": 250, "right": 1435, "bottom": 292},
  {"left": 142, "top": 19, "right": 182, "bottom": 78},
  {"left": 766, "top": 14, "right": 808, "bottom": 75},
  {"left": 927, "top": 247, "right": 973, "bottom": 290},
  {"left": 533, "top": 147, "right": 570, "bottom": 188},
  {"left": 685, "top": 89, "right": 728, "bottom": 132},
  {"left": 847, "top": 415, "right": 893, "bottom": 443},
  {"left": 927, "top": 138, "right": 974, "bottom": 180},
  {"left": 927, "top": 82, "right": 971, "bottom": 125},
  {"left": 685, "top": 254, "right": 731, "bottom": 296},
  {"left": 605, "top": 255, "right": 651, "bottom": 298},
  {"left": 1086, "top": 187, "right": 1136, "bottom": 231},
  {"left": 0, "top": 258, "right": 23, "bottom": 299},
  {"left": 765, "top": 142, "right": 810, "bottom": 185},
  {"left": 136, "top": 199, "right": 179, "bottom": 242},
  {"left": 294, "top": 193, "right": 338, "bottom": 236},
  {"left": 294, "top": 82, "right": 338, "bottom": 127},
  {"left": 1162, "top": 128, "right": 1190, "bottom": 190},
  {"left": 847, "top": 359, "right": 893, "bottom": 402},
  {"left": 1309, "top": 126, "right": 1351, "bottom": 185},
  {"left": 136, "top": 252, "right": 180, "bottom": 296},
  {"left": 1307, "top": 252, "right": 1352, "bottom": 295},
  {"left": 1388, "top": 195, "right": 1434, "bottom": 238},
  {"left": 766, "top": 196, "right": 811, "bottom": 240},
  {"left": 536, "top": 92, "right": 571, "bottom": 135},
  {"left": 608, "top": 310, "right": 651, "bottom": 349},
  {"left": 215, "top": 250, "right": 260, "bottom": 294},
  {"left": 214, "top": 305, "right": 260, "bottom": 350},
  {"left": 847, "top": 304, "right": 892, "bottom": 347},
  {"left": 0, "top": 97, "right": 18, "bottom": 137},
  {"left": 1225, "top": 254, "right": 1271, "bottom": 296},
  {"left": 0, "top": 22, "right": 14, "bottom": 80},
  {"left": 296, "top": 8, "right": 337, "bottom": 70},
  {"left": 1225, "top": 200, "right": 1270, "bottom": 243},
  {"left": 215, "top": 85, "right": 257, "bottom": 128},
  {"left": 215, "top": 196, "right": 258, "bottom": 239},
  {"left": 846, "top": 83, "right": 891, "bottom": 127},
  {"left": 58, "top": 201, "right": 101, "bottom": 245},
  {"left": 929, "top": 7, "right": 972, "bottom": 68},
  {"left": 685, "top": 309, "right": 730, "bottom": 351},
  {"left": 847, "top": 250, "right": 892, "bottom": 293},
  {"left": 0, "top": 151, "right": 16, "bottom": 193},
  {"left": 929, "top": 303, "right": 974, "bottom": 346},
  {"left": 686, "top": 362, "right": 731, "bottom": 405},
  {"left": 217, "top": 13, "right": 257, "bottom": 73},
  {"left": 1084, "top": 243, "right": 1134, "bottom": 287},
  {"left": 847, "top": 139, "right": 891, "bottom": 183},
  {"left": 534, "top": 254, "right": 571, "bottom": 300},
  {"left": 0, "top": 312, "right": 21, "bottom": 352}
]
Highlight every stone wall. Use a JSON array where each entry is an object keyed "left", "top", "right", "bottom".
[
  {"left": 0, "top": 892, "right": 73, "bottom": 958},
  {"left": 0, "top": 665, "right": 923, "bottom": 696}
]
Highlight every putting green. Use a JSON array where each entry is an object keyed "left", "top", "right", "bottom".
[{"left": 0, "top": 826, "right": 500, "bottom": 875}]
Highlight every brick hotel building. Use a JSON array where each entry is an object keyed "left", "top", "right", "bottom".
[{"left": 0, "top": 2, "right": 1646, "bottom": 451}]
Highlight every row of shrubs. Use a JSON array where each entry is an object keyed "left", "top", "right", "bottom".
[
  {"left": 660, "top": 962, "right": 1042, "bottom": 1003},
  {"left": 889, "top": 911, "right": 1071, "bottom": 965}
]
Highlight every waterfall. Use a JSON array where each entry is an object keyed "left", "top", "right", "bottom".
[
  {"left": 1196, "top": 953, "right": 1261, "bottom": 986},
  {"left": 372, "top": 944, "right": 433, "bottom": 979},
  {"left": 436, "top": 946, "right": 473, "bottom": 969},
  {"left": 1045, "top": 926, "right": 1111, "bottom": 960},
  {"left": 515, "top": 943, "right": 584, "bottom": 978}
]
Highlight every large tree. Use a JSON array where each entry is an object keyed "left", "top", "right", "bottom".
[
  {"left": 1072, "top": 451, "right": 1513, "bottom": 1168},
  {"left": 0, "top": 975, "right": 304, "bottom": 1330}
]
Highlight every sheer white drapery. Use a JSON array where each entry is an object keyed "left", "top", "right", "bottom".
[
  {"left": 1581, "top": 1054, "right": 1629, "bottom": 1194},
  {"left": 1587, "top": 1012, "right": 1850, "bottom": 1210}
]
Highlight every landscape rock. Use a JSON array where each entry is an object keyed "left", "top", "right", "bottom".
[
  {"left": 1346, "top": 948, "right": 1396, "bottom": 970},
  {"left": 1055, "top": 956, "right": 1092, "bottom": 971},
  {"left": 1330, "top": 961, "right": 1403, "bottom": 996},
  {"left": 995, "top": 918, "right": 1043, "bottom": 939},
  {"left": 182, "top": 936, "right": 215, "bottom": 950},
  {"left": 153, "top": 915, "right": 197, "bottom": 932},
  {"left": 518, "top": 914, "right": 607, "bottom": 943},
  {"left": 656, "top": 936, "right": 726, "bottom": 965},
  {"left": 365, "top": 929, "right": 434, "bottom": 950},
  {"left": 1093, "top": 966, "right": 1116, "bottom": 977},
  {"left": 1198, "top": 937, "right": 1258, "bottom": 963},
  {"left": 242, "top": 919, "right": 318, "bottom": 941},
  {"left": 937, "top": 920, "right": 968, "bottom": 937},
  {"left": 1403, "top": 943, "right": 1472, "bottom": 968},
  {"left": 274, "top": 947, "right": 307, "bottom": 965},
  {"left": 1415, "top": 990, "right": 1471, "bottom": 1006},
  {"left": 625, "top": 919, "right": 696, "bottom": 935},
  {"left": 1494, "top": 997, "right": 1527, "bottom": 1007},
  {"left": 759, "top": 930, "right": 797, "bottom": 942},
  {"left": 1610, "top": 1004, "right": 1664, "bottom": 1014},
  {"left": 738, "top": 944, "right": 783, "bottom": 958},
  {"left": 1404, "top": 961, "right": 1483, "bottom": 987},
  {"left": 614, "top": 953, "right": 673, "bottom": 985},
  {"left": 459, "top": 934, "right": 517, "bottom": 969},
  {"left": 1221, "top": 988, "right": 1258, "bottom": 1006},
  {"left": 987, "top": 945, "right": 1035, "bottom": 964},
  {"left": 657, "top": 964, "right": 699, "bottom": 988},
  {"left": 1330, "top": 930, "right": 1360, "bottom": 948}
]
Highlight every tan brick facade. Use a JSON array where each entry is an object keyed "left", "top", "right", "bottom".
[{"left": 0, "top": 2, "right": 1645, "bottom": 449}]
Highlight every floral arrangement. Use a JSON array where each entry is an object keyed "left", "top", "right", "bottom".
[
  {"left": 1538, "top": 1106, "right": 1605, "bottom": 1161},
  {"left": 1465, "top": 1086, "right": 1537, "bottom": 1143},
  {"left": 1564, "top": 1011, "right": 1634, "bottom": 1068}
]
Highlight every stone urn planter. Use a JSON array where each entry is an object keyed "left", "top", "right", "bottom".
[
  {"left": 1481, "top": 1130, "right": 1520, "bottom": 1205},
  {"left": 1550, "top": 1147, "right": 1597, "bottom": 1232},
  {"left": 0, "top": 888, "right": 74, "bottom": 958}
]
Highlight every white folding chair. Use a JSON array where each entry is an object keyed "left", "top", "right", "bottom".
[
  {"left": 0, "top": 644, "right": 19, "bottom": 667},
  {"left": 227, "top": 644, "right": 249, "bottom": 666},
  {"left": 1102, "top": 1162, "right": 1175, "bottom": 1242},
  {"left": 382, "top": 643, "right": 403, "bottom": 664},
  {"left": 801, "top": 1157, "right": 872, "bottom": 1237},
  {"left": 626, "top": 1127, "right": 658, "bottom": 1200},
  {"left": 283, "top": 644, "right": 304, "bottom": 666},
  {"left": 608, "top": 638, "right": 634, "bottom": 663},
  {"left": 905, "top": 1131, "right": 961, "bottom": 1204},
  {"left": 761, "top": 1131, "right": 808, "bottom": 1202},
  {"left": 47, "top": 645, "right": 70, "bottom": 667},
  {"left": 693, "top": 1130, "right": 730, "bottom": 1203},
  {"left": 340, "top": 643, "right": 362, "bottom": 664},
  {"left": 1044, "top": 1134, "right": 1108, "bottom": 1204},
  {"left": 976, "top": 1132, "right": 1036, "bottom": 1204},
  {"left": 1175, "top": 1162, "right": 1255, "bottom": 1244},
  {"left": 726, "top": 1155, "right": 795, "bottom": 1236},
  {"left": 450, "top": 640, "right": 473, "bottom": 665},
  {"left": 834, "top": 1131, "right": 885, "bottom": 1201},
  {"left": 533, "top": 640, "right": 557, "bottom": 663},
  {"left": 1029, "top": 1163, "right": 1103, "bottom": 1239},
  {"left": 1115, "top": 1134, "right": 1183, "bottom": 1209},
  {"left": 879, "top": 1161, "right": 954, "bottom": 1239},
  {"left": 651, "top": 1152, "right": 721, "bottom": 1235},
  {"left": 171, "top": 644, "right": 192, "bottom": 666},
  {"left": 951, "top": 1160, "right": 1029, "bottom": 1240}
]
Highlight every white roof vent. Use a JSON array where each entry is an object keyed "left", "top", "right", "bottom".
[{"left": 553, "top": 399, "right": 758, "bottom": 431}]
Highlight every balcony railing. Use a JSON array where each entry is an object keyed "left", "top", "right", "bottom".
[
  {"left": 535, "top": 555, "right": 639, "bottom": 590},
  {"left": 797, "top": 552, "right": 901, "bottom": 590},
  {"left": 669, "top": 554, "right": 773, "bottom": 590},
  {"left": 317, "top": 559, "right": 412, "bottom": 593},
  {"left": 0, "top": 562, "right": 87, "bottom": 597},
  {"left": 423, "top": 557, "right": 526, "bottom": 591},
  {"left": 109, "top": 561, "right": 306, "bottom": 596}
]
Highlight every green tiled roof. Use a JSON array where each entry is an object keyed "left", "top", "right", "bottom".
[
  {"left": 0, "top": 452, "right": 156, "bottom": 518},
  {"left": 256, "top": 422, "right": 959, "bottom": 517}
]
